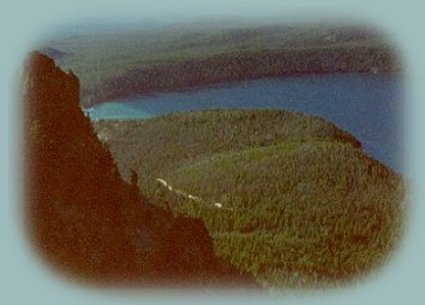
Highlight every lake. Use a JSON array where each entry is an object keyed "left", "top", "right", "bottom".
[{"left": 87, "top": 73, "right": 404, "bottom": 173}]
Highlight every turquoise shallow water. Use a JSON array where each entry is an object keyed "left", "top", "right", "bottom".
[
  {"left": 86, "top": 102, "right": 153, "bottom": 119},
  {"left": 88, "top": 73, "right": 404, "bottom": 172}
]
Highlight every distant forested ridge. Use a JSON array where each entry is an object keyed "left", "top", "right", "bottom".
[
  {"left": 94, "top": 110, "right": 405, "bottom": 288},
  {"left": 92, "top": 45, "right": 396, "bottom": 106},
  {"left": 41, "top": 22, "right": 400, "bottom": 107},
  {"left": 23, "top": 52, "right": 256, "bottom": 287}
]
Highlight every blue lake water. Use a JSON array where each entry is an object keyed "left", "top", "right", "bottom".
[{"left": 88, "top": 73, "right": 404, "bottom": 173}]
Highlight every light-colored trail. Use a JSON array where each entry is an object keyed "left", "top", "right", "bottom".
[{"left": 156, "top": 178, "right": 231, "bottom": 210}]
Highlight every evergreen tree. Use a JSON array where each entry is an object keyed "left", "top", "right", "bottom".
[{"left": 129, "top": 169, "right": 140, "bottom": 203}]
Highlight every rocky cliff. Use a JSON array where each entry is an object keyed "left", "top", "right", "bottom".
[{"left": 23, "top": 52, "right": 256, "bottom": 287}]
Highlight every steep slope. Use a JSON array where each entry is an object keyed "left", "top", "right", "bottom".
[
  {"left": 94, "top": 110, "right": 405, "bottom": 288},
  {"left": 22, "top": 53, "right": 256, "bottom": 287}
]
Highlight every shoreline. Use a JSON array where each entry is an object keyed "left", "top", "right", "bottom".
[{"left": 83, "top": 70, "right": 402, "bottom": 108}]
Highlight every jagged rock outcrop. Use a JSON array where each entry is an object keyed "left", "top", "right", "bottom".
[{"left": 23, "top": 52, "right": 257, "bottom": 287}]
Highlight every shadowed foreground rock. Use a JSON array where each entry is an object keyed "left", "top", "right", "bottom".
[{"left": 23, "top": 52, "right": 258, "bottom": 288}]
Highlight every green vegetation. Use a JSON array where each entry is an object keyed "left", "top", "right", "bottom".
[
  {"left": 40, "top": 21, "right": 400, "bottom": 106},
  {"left": 94, "top": 109, "right": 361, "bottom": 193},
  {"left": 31, "top": 19, "right": 404, "bottom": 288},
  {"left": 94, "top": 109, "right": 405, "bottom": 288},
  {"left": 26, "top": 16, "right": 405, "bottom": 288}
]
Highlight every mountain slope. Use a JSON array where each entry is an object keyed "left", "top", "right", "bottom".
[
  {"left": 163, "top": 140, "right": 403, "bottom": 287},
  {"left": 94, "top": 109, "right": 361, "bottom": 192},
  {"left": 22, "top": 52, "right": 256, "bottom": 287},
  {"left": 94, "top": 109, "right": 405, "bottom": 288}
]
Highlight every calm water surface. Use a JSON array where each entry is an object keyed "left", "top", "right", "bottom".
[{"left": 88, "top": 73, "right": 404, "bottom": 172}]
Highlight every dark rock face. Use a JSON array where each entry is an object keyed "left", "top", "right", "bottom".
[
  {"left": 23, "top": 52, "right": 257, "bottom": 288},
  {"left": 24, "top": 52, "right": 142, "bottom": 283}
]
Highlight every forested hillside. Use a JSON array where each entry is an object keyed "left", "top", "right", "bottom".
[
  {"left": 95, "top": 110, "right": 405, "bottom": 288},
  {"left": 41, "top": 22, "right": 400, "bottom": 107}
]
